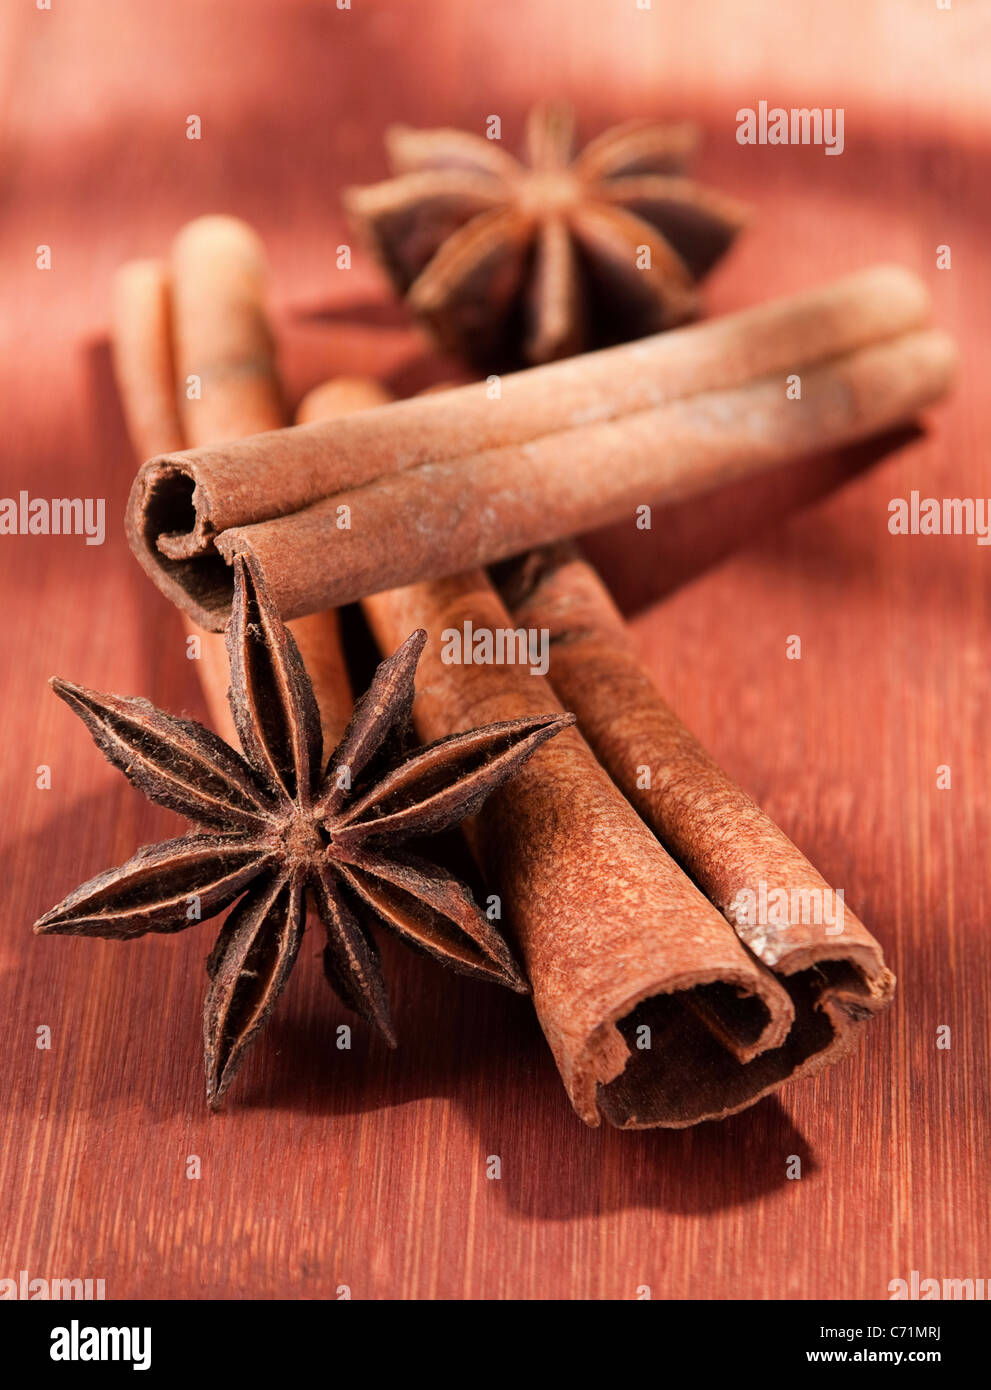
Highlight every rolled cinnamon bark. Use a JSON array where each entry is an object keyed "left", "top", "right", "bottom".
[
  {"left": 111, "top": 256, "right": 238, "bottom": 744},
  {"left": 170, "top": 216, "right": 286, "bottom": 439},
  {"left": 168, "top": 216, "right": 356, "bottom": 751},
  {"left": 126, "top": 265, "right": 955, "bottom": 628},
  {"left": 112, "top": 220, "right": 356, "bottom": 748},
  {"left": 499, "top": 543, "right": 895, "bottom": 1040},
  {"left": 364, "top": 573, "right": 826, "bottom": 1127},
  {"left": 111, "top": 260, "right": 185, "bottom": 456},
  {"left": 226, "top": 327, "right": 956, "bottom": 618}
]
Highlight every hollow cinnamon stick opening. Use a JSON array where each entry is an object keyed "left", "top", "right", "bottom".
[
  {"left": 497, "top": 544, "right": 895, "bottom": 1066},
  {"left": 126, "top": 265, "right": 951, "bottom": 627}
]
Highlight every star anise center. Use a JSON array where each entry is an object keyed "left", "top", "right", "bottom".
[
  {"left": 280, "top": 810, "right": 325, "bottom": 863},
  {"left": 512, "top": 169, "right": 583, "bottom": 216}
]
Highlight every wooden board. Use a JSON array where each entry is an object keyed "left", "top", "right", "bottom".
[{"left": 1, "top": 0, "right": 987, "bottom": 1300}]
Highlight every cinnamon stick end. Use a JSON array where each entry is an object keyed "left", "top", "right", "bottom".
[{"left": 125, "top": 455, "right": 233, "bottom": 632}]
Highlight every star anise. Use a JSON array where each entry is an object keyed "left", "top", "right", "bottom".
[
  {"left": 35, "top": 555, "right": 572, "bottom": 1107},
  {"left": 345, "top": 101, "right": 749, "bottom": 368}
]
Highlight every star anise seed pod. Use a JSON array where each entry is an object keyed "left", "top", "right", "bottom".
[
  {"left": 35, "top": 554, "right": 573, "bottom": 1108},
  {"left": 345, "top": 101, "right": 749, "bottom": 368}
]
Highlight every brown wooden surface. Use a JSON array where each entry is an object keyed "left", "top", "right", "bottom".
[{"left": 1, "top": 0, "right": 988, "bottom": 1300}]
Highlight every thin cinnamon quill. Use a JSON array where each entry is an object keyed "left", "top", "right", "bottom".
[
  {"left": 499, "top": 543, "right": 894, "bottom": 1040},
  {"left": 111, "top": 260, "right": 185, "bottom": 457},
  {"left": 127, "top": 265, "right": 956, "bottom": 628},
  {"left": 111, "top": 257, "right": 239, "bottom": 743},
  {"left": 112, "top": 218, "right": 356, "bottom": 748},
  {"left": 297, "top": 382, "right": 873, "bottom": 1129}
]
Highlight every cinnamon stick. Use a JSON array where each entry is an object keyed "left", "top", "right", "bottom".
[
  {"left": 111, "top": 257, "right": 239, "bottom": 744},
  {"left": 170, "top": 216, "right": 285, "bottom": 441},
  {"left": 169, "top": 217, "right": 359, "bottom": 750},
  {"left": 113, "top": 219, "right": 357, "bottom": 749},
  {"left": 111, "top": 260, "right": 185, "bottom": 456},
  {"left": 238, "top": 327, "right": 955, "bottom": 618},
  {"left": 500, "top": 543, "right": 895, "bottom": 1047},
  {"left": 126, "top": 265, "right": 956, "bottom": 628}
]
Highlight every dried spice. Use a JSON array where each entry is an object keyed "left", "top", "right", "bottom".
[
  {"left": 35, "top": 554, "right": 571, "bottom": 1107},
  {"left": 127, "top": 267, "right": 954, "bottom": 631},
  {"left": 346, "top": 101, "right": 749, "bottom": 366}
]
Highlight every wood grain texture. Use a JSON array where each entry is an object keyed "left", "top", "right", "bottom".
[{"left": 1, "top": 0, "right": 987, "bottom": 1300}]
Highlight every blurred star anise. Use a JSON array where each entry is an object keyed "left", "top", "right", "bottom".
[
  {"left": 35, "top": 555, "right": 572, "bottom": 1107},
  {"left": 346, "top": 101, "right": 748, "bottom": 367}
]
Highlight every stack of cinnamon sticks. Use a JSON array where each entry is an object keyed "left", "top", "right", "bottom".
[{"left": 114, "top": 217, "right": 953, "bottom": 1126}]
